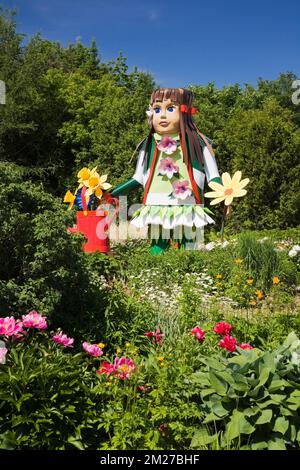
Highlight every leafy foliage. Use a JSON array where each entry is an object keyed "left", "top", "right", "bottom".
[{"left": 189, "top": 333, "right": 300, "bottom": 450}]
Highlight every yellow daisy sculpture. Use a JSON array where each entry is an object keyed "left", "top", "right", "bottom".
[
  {"left": 204, "top": 171, "right": 249, "bottom": 206},
  {"left": 64, "top": 166, "right": 112, "bottom": 211}
]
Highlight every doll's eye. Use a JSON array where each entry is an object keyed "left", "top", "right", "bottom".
[
  {"left": 154, "top": 108, "right": 160, "bottom": 114},
  {"left": 167, "top": 106, "right": 174, "bottom": 112}
]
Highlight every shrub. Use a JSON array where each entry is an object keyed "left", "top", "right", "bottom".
[{"left": 189, "top": 333, "right": 300, "bottom": 450}]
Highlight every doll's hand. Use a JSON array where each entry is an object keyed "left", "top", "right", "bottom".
[{"left": 104, "top": 192, "right": 118, "bottom": 205}]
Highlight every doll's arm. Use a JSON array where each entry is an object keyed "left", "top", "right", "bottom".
[
  {"left": 203, "top": 146, "right": 222, "bottom": 185},
  {"left": 110, "top": 178, "right": 141, "bottom": 197}
]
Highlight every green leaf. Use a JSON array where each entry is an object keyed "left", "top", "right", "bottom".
[
  {"left": 203, "top": 206, "right": 215, "bottom": 216},
  {"left": 200, "top": 388, "right": 216, "bottom": 398},
  {"left": 268, "top": 437, "right": 286, "bottom": 450},
  {"left": 273, "top": 416, "right": 289, "bottom": 435},
  {"left": 184, "top": 205, "right": 193, "bottom": 215},
  {"left": 173, "top": 206, "right": 182, "bottom": 217},
  {"left": 195, "top": 205, "right": 204, "bottom": 216},
  {"left": 209, "top": 371, "right": 228, "bottom": 396},
  {"left": 0, "top": 432, "right": 16, "bottom": 450},
  {"left": 67, "top": 436, "right": 85, "bottom": 450},
  {"left": 191, "top": 428, "right": 217, "bottom": 447},
  {"left": 251, "top": 441, "right": 268, "bottom": 450},
  {"left": 269, "top": 378, "right": 289, "bottom": 392},
  {"left": 159, "top": 207, "right": 168, "bottom": 218},
  {"left": 211, "top": 399, "right": 230, "bottom": 418},
  {"left": 202, "top": 412, "right": 223, "bottom": 424},
  {"left": 255, "top": 409, "right": 273, "bottom": 425},
  {"left": 226, "top": 410, "right": 255, "bottom": 442},
  {"left": 140, "top": 205, "right": 150, "bottom": 217},
  {"left": 243, "top": 406, "right": 260, "bottom": 417},
  {"left": 258, "top": 367, "right": 271, "bottom": 386}
]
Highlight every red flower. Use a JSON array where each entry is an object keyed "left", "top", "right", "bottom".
[
  {"left": 191, "top": 327, "right": 205, "bottom": 342},
  {"left": 213, "top": 321, "right": 233, "bottom": 336},
  {"left": 144, "top": 329, "right": 165, "bottom": 344},
  {"left": 159, "top": 424, "right": 168, "bottom": 437},
  {"left": 144, "top": 331, "right": 155, "bottom": 339},
  {"left": 239, "top": 343, "right": 253, "bottom": 350},
  {"left": 219, "top": 335, "right": 237, "bottom": 352},
  {"left": 97, "top": 362, "right": 115, "bottom": 375}
]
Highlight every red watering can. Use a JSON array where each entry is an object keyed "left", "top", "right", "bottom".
[{"left": 67, "top": 189, "right": 119, "bottom": 254}]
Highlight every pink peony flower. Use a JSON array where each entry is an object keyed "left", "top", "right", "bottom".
[
  {"left": 144, "top": 329, "right": 165, "bottom": 345},
  {"left": 191, "top": 327, "right": 205, "bottom": 342},
  {"left": 0, "top": 317, "right": 23, "bottom": 337},
  {"left": 97, "top": 361, "right": 115, "bottom": 376},
  {"left": 239, "top": 343, "right": 253, "bottom": 350},
  {"left": 219, "top": 335, "right": 237, "bottom": 353},
  {"left": 213, "top": 321, "right": 233, "bottom": 336},
  {"left": 22, "top": 310, "right": 47, "bottom": 329},
  {"left": 52, "top": 332, "right": 74, "bottom": 348},
  {"left": 0, "top": 347, "right": 8, "bottom": 364},
  {"left": 172, "top": 179, "right": 192, "bottom": 200},
  {"left": 157, "top": 136, "right": 178, "bottom": 155},
  {"left": 158, "top": 157, "right": 179, "bottom": 179},
  {"left": 114, "top": 356, "right": 136, "bottom": 380},
  {"left": 82, "top": 342, "right": 103, "bottom": 357}
]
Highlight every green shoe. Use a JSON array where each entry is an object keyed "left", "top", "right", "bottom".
[{"left": 150, "top": 238, "right": 170, "bottom": 255}]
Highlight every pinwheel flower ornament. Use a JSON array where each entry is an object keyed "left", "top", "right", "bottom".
[{"left": 204, "top": 171, "right": 249, "bottom": 206}]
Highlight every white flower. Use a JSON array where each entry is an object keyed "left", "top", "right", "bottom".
[
  {"left": 146, "top": 105, "right": 154, "bottom": 126},
  {"left": 291, "top": 351, "right": 300, "bottom": 365},
  {"left": 205, "top": 242, "right": 215, "bottom": 251},
  {"left": 289, "top": 249, "right": 298, "bottom": 258}
]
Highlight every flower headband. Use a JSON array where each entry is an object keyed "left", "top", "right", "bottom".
[{"left": 180, "top": 104, "right": 198, "bottom": 114}]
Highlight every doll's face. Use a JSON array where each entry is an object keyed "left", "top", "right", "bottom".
[{"left": 152, "top": 98, "right": 180, "bottom": 135}]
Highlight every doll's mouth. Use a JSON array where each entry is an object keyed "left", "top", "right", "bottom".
[{"left": 159, "top": 121, "right": 169, "bottom": 127}]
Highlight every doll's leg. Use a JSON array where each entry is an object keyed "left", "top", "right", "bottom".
[
  {"left": 149, "top": 224, "right": 170, "bottom": 255},
  {"left": 180, "top": 226, "right": 205, "bottom": 250},
  {"left": 150, "top": 238, "right": 170, "bottom": 255},
  {"left": 172, "top": 225, "right": 186, "bottom": 249}
]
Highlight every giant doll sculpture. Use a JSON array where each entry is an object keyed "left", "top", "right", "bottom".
[{"left": 109, "top": 88, "right": 222, "bottom": 255}]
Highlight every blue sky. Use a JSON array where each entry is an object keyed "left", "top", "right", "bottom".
[{"left": 1, "top": 0, "right": 299, "bottom": 88}]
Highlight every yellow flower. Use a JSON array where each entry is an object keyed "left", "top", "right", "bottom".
[
  {"left": 204, "top": 171, "right": 249, "bottom": 206},
  {"left": 63, "top": 190, "right": 76, "bottom": 210},
  {"left": 249, "top": 300, "right": 257, "bottom": 306},
  {"left": 77, "top": 167, "right": 90, "bottom": 182},
  {"left": 116, "top": 347, "right": 122, "bottom": 354},
  {"left": 216, "top": 274, "right": 223, "bottom": 279},
  {"left": 247, "top": 278, "right": 254, "bottom": 285},
  {"left": 255, "top": 290, "right": 263, "bottom": 299},
  {"left": 234, "top": 258, "right": 242, "bottom": 264},
  {"left": 216, "top": 282, "right": 222, "bottom": 287},
  {"left": 125, "top": 342, "right": 132, "bottom": 348},
  {"left": 85, "top": 170, "right": 112, "bottom": 199},
  {"left": 273, "top": 276, "right": 280, "bottom": 285},
  {"left": 98, "top": 343, "right": 105, "bottom": 349},
  {"left": 158, "top": 356, "right": 165, "bottom": 362}
]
